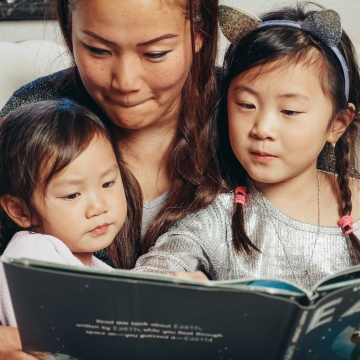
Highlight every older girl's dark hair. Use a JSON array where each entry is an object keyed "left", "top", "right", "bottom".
[
  {"left": 56, "top": 0, "right": 224, "bottom": 253},
  {"left": 0, "top": 99, "right": 142, "bottom": 269},
  {"left": 218, "top": 2, "right": 360, "bottom": 260}
]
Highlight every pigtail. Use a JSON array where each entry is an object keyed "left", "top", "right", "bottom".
[
  {"left": 217, "top": 70, "right": 260, "bottom": 256},
  {"left": 232, "top": 183, "right": 260, "bottom": 254},
  {"left": 334, "top": 135, "right": 360, "bottom": 263}
]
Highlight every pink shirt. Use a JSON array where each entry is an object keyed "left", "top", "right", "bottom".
[{"left": 0, "top": 231, "right": 112, "bottom": 326}]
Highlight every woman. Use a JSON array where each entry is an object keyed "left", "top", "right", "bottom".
[{"left": 0, "top": 0, "right": 222, "bottom": 357}]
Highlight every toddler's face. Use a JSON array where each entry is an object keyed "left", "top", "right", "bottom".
[{"left": 32, "top": 134, "right": 127, "bottom": 265}]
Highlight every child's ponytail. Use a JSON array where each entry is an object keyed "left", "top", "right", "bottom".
[
  {"left": 232, "top": 203, "right": 260, "bottom": 255},
  {"left": 334, "top": 135, "right": 360, "bottom": 263},
  {"left": 231, "top": 182, "right": 260, "bottom": 254}
]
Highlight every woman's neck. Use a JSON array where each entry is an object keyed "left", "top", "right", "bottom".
[{"left": 118, "top": 124, "right": 176, "bottom": 201}]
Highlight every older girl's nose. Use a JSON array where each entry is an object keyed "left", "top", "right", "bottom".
[{"left": 250, "top": 111, "right": 278, "bottom": 140}]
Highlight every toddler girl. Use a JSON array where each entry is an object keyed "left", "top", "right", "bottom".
[{"left": 0, "top": 99, "right": 142, "bottom": 326}]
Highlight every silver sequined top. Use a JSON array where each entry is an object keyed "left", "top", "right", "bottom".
[{"left": 135, "top": 184, "right": 358, "bottom": 291}]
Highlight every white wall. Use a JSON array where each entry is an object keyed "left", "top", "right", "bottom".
[
  {"left": 0, "top": 21, "right": 69, "bottom": 108},
  {"left": 221, "top": 0, "right": 360, "bottom": 42},
  {"left": 0, "top": 0, "right": 359, "bottom": 55},
  {"left": 219, "top": 0, "right": 360, "bottom": 63},
  {"left": 0, "top": 20, "right": 62, "bottom": 43},
  {"left": 0, "top": 0, "right": 358, "bottom": 65}
]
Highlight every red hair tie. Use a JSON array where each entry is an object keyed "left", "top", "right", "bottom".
[
  {"left": 339, "top": 215, "right": 354, "bottom": 235},
  {"left": 234, "top": 186, "right": 247, "bottom": 205}
]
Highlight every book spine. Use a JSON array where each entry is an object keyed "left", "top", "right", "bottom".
[{"left": 282, "top": 310, "right": 309, "bottom": 360}]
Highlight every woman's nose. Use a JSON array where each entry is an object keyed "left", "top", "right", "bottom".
[{"left": 111, "top": 55, "right": 142, "bottom": 93}]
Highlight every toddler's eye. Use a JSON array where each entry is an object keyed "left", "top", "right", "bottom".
[
  {"left": 238, "top": 103, "right": 255, "bottom": 110},
  {"left": 63, "top": 193, "right": 80, "bottom": 200}
]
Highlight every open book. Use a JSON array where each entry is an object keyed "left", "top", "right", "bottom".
[{"left": 3, "top": 256, "right": 360, "bottom": 360}]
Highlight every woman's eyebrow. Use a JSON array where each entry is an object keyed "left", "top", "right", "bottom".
[
  {"left": 82, "top": 30, "right": 117, "bottom": 46},
  {"left": 137, "top": 34, "right": 178, "bottom": 47},
  {"left": 81, "top": 30, "right": 178, "bottom": 47}
]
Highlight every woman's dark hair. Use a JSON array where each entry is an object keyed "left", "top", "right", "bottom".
[
  {"left": 0, "top": 99, "right": 142, "bottom": 269},
  {"left": 55, "top": 0, "right": 224, "bottom": 254},
  {"left": 218, "top": 2, "right": 360, "bottom": 260}
]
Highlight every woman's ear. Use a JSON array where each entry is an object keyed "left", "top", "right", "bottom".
[
  {"left": 0, "top": 195, "right": 32, "bottom": 228},
  {"left": 327, "top": 103, "right": 355, "bottom": 144},
  {"left": 194, "top": 32, "right": 204, "bottom": 53}
]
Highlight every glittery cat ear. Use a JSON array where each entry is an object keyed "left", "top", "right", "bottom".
[
  {"left": 219, "top": 6, "right": 342, "bottom": 47},
  {"left": 219, "top": 5, "right": 260, "bottom": 44},
  {"left": 219, "top": 6, "right": 348, "bottom": 100},
  {"left": 301, "top": 9, "right": 342, "bottom": 46}
]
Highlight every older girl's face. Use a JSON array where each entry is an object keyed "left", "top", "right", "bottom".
[
  {"left": 72, "top": 0, "right": 199, "bottom": 131},
  {"left": 227, "top": 59, "right": 343, "bottom": 188}
]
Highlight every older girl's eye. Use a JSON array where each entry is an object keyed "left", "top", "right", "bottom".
[
  {"left": 238, "top": 103, "right": 255, "bottom": 110},
  {"left": 281, "top": 110, "right": 301, "bottom": 116},
  {"left": 103, "top": 181, "right": 115, "bottom": 189}
]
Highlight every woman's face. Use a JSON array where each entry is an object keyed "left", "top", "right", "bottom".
[{"left": 72, "top": 0, "right": 199, "bottom": 131}]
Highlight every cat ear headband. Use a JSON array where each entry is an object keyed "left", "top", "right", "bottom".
[{"left": 219, "top": 5, "right": 350, "bottom": 101}]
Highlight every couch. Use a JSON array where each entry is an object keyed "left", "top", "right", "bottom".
[{"left": 0, "top": 39, "right": 71, "bottom": 109}]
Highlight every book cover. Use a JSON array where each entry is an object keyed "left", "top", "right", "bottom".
[
  {"left": 289, "top": 282, "right": 360, "bottom": 359},
  {"left": 3, "top": 257, "right": 360, "bottom": 360}
]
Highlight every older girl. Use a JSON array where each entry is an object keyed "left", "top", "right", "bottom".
[{"left": 135, "top": 3, "right": 360, "bottom": 291}]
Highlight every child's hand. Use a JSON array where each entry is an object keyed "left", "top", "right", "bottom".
[
  {"left": 172, "top": 271, "right": 209, "bottom": 281},
  {"left": 0, "top": 326, "right": 37, "bottom": 359}
]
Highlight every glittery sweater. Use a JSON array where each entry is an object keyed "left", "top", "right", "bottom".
[
  {"left": 0, "top": 68, "right": 113, "bottom": 124},
  {"left": 135, "top": 185, "right": 358, "bottom": 291}
]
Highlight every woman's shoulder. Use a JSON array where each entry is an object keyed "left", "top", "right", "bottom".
[{"left": 0, "top": 68, "right": 75, "bottom": 117}]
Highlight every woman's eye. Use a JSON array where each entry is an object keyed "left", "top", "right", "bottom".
[
  {"left": 103, "top": 181, "right": 115, "bottom": 189},
  {"left": 86, "top": 45, "right": 110, "bottom": 56},
  {"left": 63, "top": 193, "right": 80, "bottom": 201},
  {"left": 238, "top": 103, "right": 255, "bottom": 110},
  {"left": 144, "top": 51, "right": 171, "bottom": 60}
]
